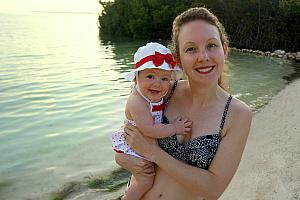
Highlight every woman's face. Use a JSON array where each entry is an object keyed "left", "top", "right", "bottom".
[{"left": 178, "top": 20, "right": 227, "bottom": 86}]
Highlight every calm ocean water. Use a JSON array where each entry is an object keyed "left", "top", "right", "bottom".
[{"left": 0, "top": 12, "right": 298, "bottom": 199}]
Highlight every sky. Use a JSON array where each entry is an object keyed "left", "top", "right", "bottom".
[{"left": 0, "top": 0, "right": 102, "bottom": 14}]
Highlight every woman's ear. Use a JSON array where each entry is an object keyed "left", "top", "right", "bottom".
[
  {"left": 174, "top": 56, "right": 182, "bottom": 68},
  {"left": 223, "top": 42, "right": 229, "bottom": 58}
]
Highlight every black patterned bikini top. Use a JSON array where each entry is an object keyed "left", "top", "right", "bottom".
[{"left": 158, "top": 81, "right": 232, "bottom": 169}]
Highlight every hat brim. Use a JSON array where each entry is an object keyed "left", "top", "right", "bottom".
[{"left": 125, "top": 63, "right": 181, "bottom": 81}]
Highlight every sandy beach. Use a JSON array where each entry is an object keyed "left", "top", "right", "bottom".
[
  {"left": 220, "top": 79, "right": 300, "bottom": 200},
  {"left": 63, "top": 79, "right": 300, "bottom": 200}
]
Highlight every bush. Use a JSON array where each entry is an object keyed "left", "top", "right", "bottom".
[{"left": 99, "top": 0, "right": 300, "bottom": 52}]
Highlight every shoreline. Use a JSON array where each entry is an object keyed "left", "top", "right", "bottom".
[
  {"left": 230, "top": 47, "right": 300, "bottom": 62},
  {"left": 53, "top": 79, "right": 300, "bottom": 199}
]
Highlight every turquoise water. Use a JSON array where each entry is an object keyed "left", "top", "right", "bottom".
[{"left": 0, "top": 13, "right": 298, "bottom": 199}]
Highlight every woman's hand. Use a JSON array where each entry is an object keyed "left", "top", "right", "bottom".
[
  {"left": 124, "top": 122, "right": 159, "bottom": 162},
  {"left": 115, "top": 153, "right": 155, "bottom": 177}
]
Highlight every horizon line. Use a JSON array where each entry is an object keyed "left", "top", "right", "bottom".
[{"left": 32, "top": 10, "right": 99, "bottom": 15}]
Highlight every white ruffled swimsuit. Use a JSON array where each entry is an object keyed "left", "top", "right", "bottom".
[{"left": 111, "top": 92, "right": 165, "bottom": 158}]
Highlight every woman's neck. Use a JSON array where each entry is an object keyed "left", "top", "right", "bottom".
[{"left": 185, "top": 79, "right": 221, "bottom": 107}]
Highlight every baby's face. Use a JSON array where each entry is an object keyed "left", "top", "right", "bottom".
[{"left": 138, "top": 69, "right": 172, "bottom": 102}]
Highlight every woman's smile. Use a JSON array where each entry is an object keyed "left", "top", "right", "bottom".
[{"left": 194, "top": 65, "right": 215, "bottom": 74}]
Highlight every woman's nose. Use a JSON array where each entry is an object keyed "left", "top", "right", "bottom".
[{"left": 197, "top": 48, "right": 209, "bottom": 62}]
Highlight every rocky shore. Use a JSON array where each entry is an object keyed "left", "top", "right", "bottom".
[{"left": 231, "top": 47, "right": 300, "bottom": 62}]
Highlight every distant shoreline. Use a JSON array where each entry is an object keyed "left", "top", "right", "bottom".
[
  {"left": 230, "top": 47, "right": 300, "bottom": 62},
  {"left": 32, "top": 11, "right": 98, "bottom": 15}
]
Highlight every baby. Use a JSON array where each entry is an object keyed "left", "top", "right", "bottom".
[{"left": 112, "top": 42, "right": 191, "bottom": 200}]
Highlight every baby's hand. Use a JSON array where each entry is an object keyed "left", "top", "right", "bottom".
[{"left": 173, "top": 116, "right": 192, "bottom": 135}]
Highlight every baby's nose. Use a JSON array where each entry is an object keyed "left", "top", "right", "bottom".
[{"left": 153, "top": 79, "right": 161, "bottom": 86}]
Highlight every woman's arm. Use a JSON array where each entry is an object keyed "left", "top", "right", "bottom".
[{"left": 125, "top": 103, "right": 252, "bottom": 200}]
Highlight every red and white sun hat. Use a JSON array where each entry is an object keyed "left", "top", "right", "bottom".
[{"left": 125, "top": 42, "right": 181, "bottom": 81}]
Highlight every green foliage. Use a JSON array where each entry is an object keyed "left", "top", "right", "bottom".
[
  {"left": 99, "top": 0, "right": 300, "bottom": 51},
  {"left": 51, "top": 182, "right": 81, "bottom": 200},
  {"left": 88, "top": 168, "right": 130, "bottom": 192}
]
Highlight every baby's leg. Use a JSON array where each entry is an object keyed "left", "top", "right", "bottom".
[{"left": 122, "top": 173, "right": 154, "bottom": 200}]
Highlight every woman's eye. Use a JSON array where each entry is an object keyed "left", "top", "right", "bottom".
[
  {"left": 208, "top": 43, "right": 218, "bottom": 48},
  {"left": 186, "top": 47, "right": 196, "bottom": 53}
]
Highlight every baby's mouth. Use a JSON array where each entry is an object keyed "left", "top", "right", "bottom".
[{"left": 149, "top": 89, "right": 160, "bottom": 95}]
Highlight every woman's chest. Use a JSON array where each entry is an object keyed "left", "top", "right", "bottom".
[
  {"left": 165, "top": 107, "right": 225, "bottom": 138},
  {"left": 161, "top": 106, "right": 225, "bottom": 168}
]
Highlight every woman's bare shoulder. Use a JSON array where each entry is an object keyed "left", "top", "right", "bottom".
[
  {"left": 164, "top": 80, "right": 187, "bottom": 101},
  {"left": 169, "top": 80, "right": 187, "bottom": 88},
  {"left": 227, "top": 96, "right": 252, "bottom": 135},
  {"left": 176, "top": 79, "right": 188, "bottom": 86},
  {"left": 174, "top": 80, "right": 187, "bottom": 94},
  {"left": 230, "top": 96, "right": 252, "bottom": 118}
]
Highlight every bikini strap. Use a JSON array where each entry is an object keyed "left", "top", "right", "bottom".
[
  {"left": 164, "top": 80, "right": 178, "bottom": 108},
  {"left": 218, "top": 95, "right": 232, "bottom": 135}
]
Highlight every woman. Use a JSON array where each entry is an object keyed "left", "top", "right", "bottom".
[{"left": 116, "top": 7, "right": 252, "bottom": 200}]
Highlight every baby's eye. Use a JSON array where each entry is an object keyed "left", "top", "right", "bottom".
[
  {"left": 162, "top": 77, "right": 170, "bottom": 81},
  {"left": 146, "top": 75, "right": 154, "bottom": 79}
]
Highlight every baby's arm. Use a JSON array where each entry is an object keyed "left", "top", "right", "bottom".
[{"left": 127, "top": 94, "right": 191, "bottom": 138}]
